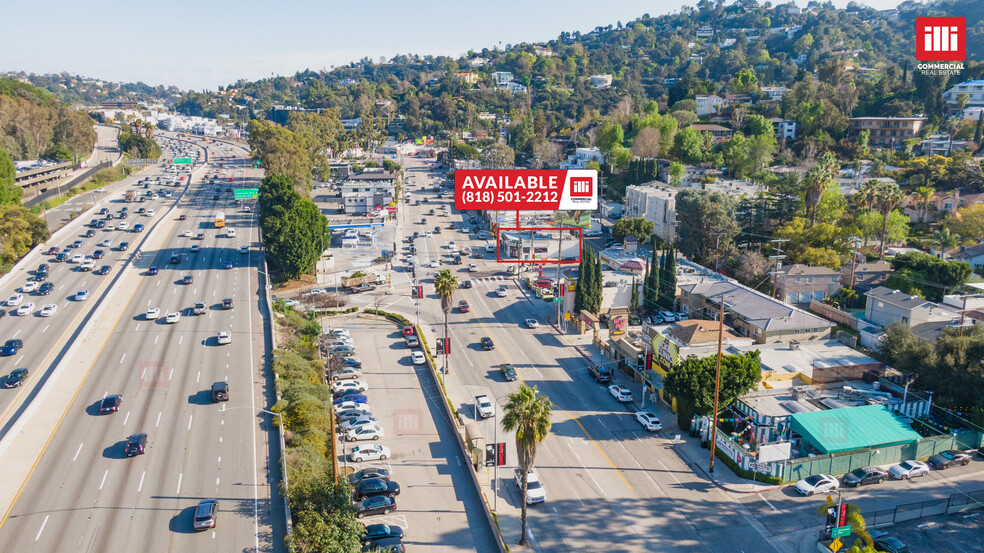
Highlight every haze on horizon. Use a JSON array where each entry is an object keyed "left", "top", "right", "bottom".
[{"left": 2, "top": 0, "right": 904, "bottom": 91}]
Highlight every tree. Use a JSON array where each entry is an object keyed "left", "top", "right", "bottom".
[
  {"left": 673, "top": 127, "right": 705, "bottom": 164},
  {"left": 663, "top": 351, "right": 762, "bottom": 429},
  {"left": 872, "top": 181, "right": 905, "bottom": 257},
  {"left": 944, "top": 204, "right": 984, "bottom": 239},
  {"left": 803, "top": 153, "right": 838, "bottom": 226},
  {"left": 611, "top": 217, "right": 655, "bottom": 244},
  {"left": 728, "top": 69, "right": 760, "bottom": 94},
  {"left": 668, "top": 162, "right": 685, "bottom": 186},
  {"left": 644, "top": 248, "right": 660, "bottom": 313},
  {"left": 630, "top": 276, "right": 639, "bottom": 312},
  {"left": 815, "top": 497, "right": 876, "bottom": 552},
  {"left": 658, "top": 246, "right": 677, "bottom": 310},
  {"left": 931, "top": 228, "right": 961, "bottom": 259},
  {"left": 574, "top": 245, "right": 593, "bottom": 314},
  {"left": 0, "top": 147, "right": 22, "bottom": 206},
  {"left": 735, "top": 251, "right": 771, "bottom": 287},
  {"left": 588, "top": 249, "right": 603, "bottom": 314},
  {"left": 0, "top": 204, "right": 49, "bottom": 265},
  {"left": 675, "top": 189, "right": 740, "bottom": 266},
  {"left": 595, "top": 119, "right": 624, "bottom": 158},
  {"left": 885, "top": 252, "right": 973, "bottom": 302},
  {"left": 913, "top": 186, "right": 935, "bottom": 223},
  {"left": 258, "top": 174, "right": 329, "bottom": 279},
  {"left": 480, "top": 143, "right": 515, "bottom": 169},
  {"left": 434, "top": 269, "right": 458, "bottom": 365},
  {"left": 857, "top": 129, "right": 870, "bottom": 158},
  {"left": 501, "top": 385, "right": 552, "bottom": 546},
  {"left": 630, "top": 126, "right": 661, "bottom": 158}
]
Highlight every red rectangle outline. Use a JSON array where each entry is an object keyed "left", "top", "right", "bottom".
[{"left": 494, "top": 227, "right": 583, "bottom": 264}]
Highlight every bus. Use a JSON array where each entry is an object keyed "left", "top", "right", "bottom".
[{"left": 214, "top": 212, "right": 225, "bottom": 228}]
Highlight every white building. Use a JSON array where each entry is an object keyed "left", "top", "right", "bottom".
[
  {"left": 770, "top": 118, "right": 797, "bottom": 139},
  {"left": 491, "top": 71, "right": 514, "bottom": 85},
  {"left": 696, "top": 26, "right": 715, "bottom": 38},
  {"left": 340, "top": 171, "right": 397, "bottom": 214},
  {"left": 468, "top": 57, "right": 489, "bottom": 68},
  {"left": 695, "top": 94, "right": 724, "bottom": 116},
  {"left": 943, "top": 79, "right": 984, "bottom": 115},
  {"left": 590, "top": 74, "right": 613, "bottom": 89},
  {"left": 625, "top": 180, "right": 765, "bottom": 243},
  {"left": 503, "top": 82, "right": 528, "bottom": 95},
  {"left": 559, "top": 147, "right": 604, "bottom": 170},
  {"left": 759, "top": 86, "right": 791, "bottom": 102}
]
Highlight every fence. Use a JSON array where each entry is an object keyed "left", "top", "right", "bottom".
[
  {"left": 866, "top": 488, "right": 984, "bottom": 528},
  {"left": 810, "top": 299, "right": 858, "bottom": 330},
  {"left": 23, "top": 161, "right": 112, "bottom": 208}
]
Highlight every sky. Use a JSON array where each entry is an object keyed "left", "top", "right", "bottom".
[{"left": 1, "top": 0, "right": 905, "bottom": 91}]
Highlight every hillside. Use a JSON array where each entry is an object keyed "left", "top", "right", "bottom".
[{"left": 0, "top": 77, "right": 97, "bottom": 162}]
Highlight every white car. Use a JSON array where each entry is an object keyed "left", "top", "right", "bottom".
[
  {"left": 39, "top": 304, "right": 57, "bottom": 317},
  {"left": 146, "top": 307, "right": 161, "bottom": 320},
  {"left": 475, "top": 395, "right": 494, "bottom": 419},
  {"left": 217, "top": 331, "right": 232, "bottom": 345},
  {"left": 335, "top": 401, "right": 371, "bottom": 414},
  {"left": 117, "top": 222, "right": 129, "bottom": 230},
  {"left": 425, "top": 232, "right": 432, "bottom": 238},
  {"left": 183, "top": 230, "right": 193, "bottom": 237},
  {"left": 70, "top": 254, "right": 84, "bottom": 264},
  {"left": 346, "top": 424, "right": 383, "bottom": 442},
  {"left": 105, "top": 225, "right": 116, "bottom": 232},
  {"left": 80, "top": 260, "right": 95, "bottom": 271},
  {"left": 448, "top": 242, "right": 457, "bottom": 252},
  {"left": 340, "top": 415, "right": 379, "bottom": 431},
  {"left": 525, "top": 318, "right": 540, "bottom": 328},
  {"left": 75, "top": 289, "right": 90, "bottom": 301},
  {"left": 497, "top": 286, "right": 508, "bottom": 297},
  {"left": 332, "top": 379, "right": 368, "bottom": 394},
  {"left": 6, "top": 293, "right": 24, "bottom": 306},
  {"left": 20, "top": 282, "right": 38, "bottom": 293},
  {"left": 326, "top": 328, "right": 352, "bottom": 338},
  {"left": 635, "top": 411, "right": 663, "bottom": 431},
  {"left": 429, "top": 258, "right": 439, "bottom": 268},
  {"left": 350, "top": 444, "right": 390, "bottom": 462},
  {"left": 411, "top": 351, "right": 426, "bottom": 365},
  {"left": 165, "top": 311, "right": 181, "bottom": 324},
  {"left": 16, "top": 302, "right": 36, "bottom": 316},
  {"left": 514, "top": 468, "right": 546, "bottom": 504},
  {"left": 226, "top": 228, "right": 236, "bottom": 237},
  {"left": 609, "top": 385, "right": 633, "bottom": 402},
  {"left": 283, "top": 299, "right": 300, "bottom": 308},
  {"left": 794, "top": 474, "right": 839, "bottom": 496},
  {"left": 468, "top": 263, "right": 479, "bottom": 272},
  {"left": 888, "top": 460, "right": 930, "bottom": 480},
  {"left": 100, "top": 239, "right": 113, "bottom": 247},
  {"left": 145, "top": 209, "right": 155, "bottom": 216}
]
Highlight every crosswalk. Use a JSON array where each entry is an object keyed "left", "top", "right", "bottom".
[{"left": 468, "top": 276, "right": 510, "bottom": 284}]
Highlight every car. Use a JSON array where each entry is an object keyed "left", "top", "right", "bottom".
[
  {"left": 146, "top": 307, "right": 160, "bottom": 320},
  {"left": 192, "top": 499, "right": 219, "bottom": 531},
  {"left": 54, "top": 253, "right": 68, "bottom": 263},
  {"left": 475, "top": 395, "right": 494, "bottom": 418},
  {"left": 79, "top": 260, "right": 95, "bottom": 272},
  {"left": 182, "top": 275, "right": 194, "bottom": 285},
  {"left": 124, "top": 433, "right": 148, "bottom": 457},
  {"left": 340, "top": 415, "right": 380, "bottom": 432},
  {"left": 346, "top": 424, "right": 383, "bottom": 442},
  {"left": 462, "top": 280, "right": 473, "bottom": 289},
  {"left": 334, "top": 399, "right": 370, "bottom": 412},
  {"left": 6, "top": 294, "right": 23, "bottom": 307},
  {"left": 525, "top": 318, "right": 540, "bottom": 329},
  {"left": 928, "top": 449, "right": 972, "bottom": 469},
  {"left": 132, "top": 224, "right": 143, "bottom": 232},
  {"left": 99, "top": 394, "right": 123, "bottom": 413},
  {"left": 3, "top": 368, "right": 29, "bottom": 388},
  {"left": 355, "top": 496, "right": 396, "bottom": 518},
  {"left": 223, "top": 261, "right": 233, "bottom": 269},
  {"left": 75, "top": 289, "right": 90, "bottom": 301},
  {"left": 170, "top": 254, "right": 182, "bottom": 264},
  {"left": 794, "top": 474, "right": 839, "bottom": 496},
  {"left": 635, "top": 411, "right": 663, "bottom": 431},
  {"left": 183, "top": 230, "right": 193, "bottom": 238},
  {"left": 226, "top": 228, "right": 236, "bottom": 237},
  {"left": 165, "top": 311, "right": 181, "bottom": 324},
  {"left": 403, "top": 334, "right": 419, "bottom": 347},
  {"left": 85, "top": 229, "right": 96, "bottom": 238},
  {"left": 72, "top": 240, "right": 83, "bottom": 248},
  {"left": 410, "top": 351, "right": 426, "bottom": 365},
  {"left": 497, "top": 286, "right": 508, "bottom": 297},
  {"left": 221, "top": 298, "right": 234, "bottom": 310},
  {"left": 16, "top": 303, "right": 35, "bottom": 316},
  {"left": 92, "top": 249, "right": 105, "bottom": 259},
  {"left": 190, "top": 244, "right": 201, "bottom": 253},
  {"left": 0, "top": 339, "right": 24, "bottom": 357},
  {"left": 349, "top": 467, "right": 392, "bottom": 484},
  {"left": 46, "top": 247, "right": 60, "bottom": 255},
  {"left": 196, "top": 233, "right": 205, "bottom": 240},
  {"left": 843, "top": 466, "right": 888, "bottom": 487},
  {"left": 333, "top": 379, "right": 369, "bottom": 394},
  {"left": 354, "top": 478, "right": 401, "bottom": 500},
  {"left": 217, "top": 331, "right": 232, "bottom": 345},
  {"left": 888, "top": 460, "right": 930, "bottom": 480},
  {"left": 193, "top": 301, "right": 207, "bottom": 315},
  {"left": 36, "top": 263, "right": 49, "bottom": 275},
  {"left": 147, "top": 266, "right": 159, "bottom": 275},
  {"left": 20, "top": 281, "right": 38, "bottom": 293},
  {"left": 872, "top": 535, "right": 912, "bottom": 553},
  {"left": 105, "top": 225, "right": 116, "bottom": 231},
  {"left": 360, "top": 523, "right": 404, "bottom": 545},
  {"left": 99, "top": 239, "right": 112, "bottom": 247},
  {"left": 178, "top": 214, "right": 186, "bottom": 221},
  {"left": 239, "top": 246, "right": 248, "bottom": 254},
  {"left": 336, "top": 408, "right": 372, "bottom": 422},
  {"left": 458, "top": 300, "right": 470, "bottom": 312},
  {"left": 93, "top": 264, "right": 111, "bottom": 275},
  {"left": 481, "top": 337, "right": 495, "bottom": 350},
  {"left": 500, "top": 363, "right": 518, "bottom": 381},
  {"left": 514, "top": 468, "right": 546, "bottom": 504},
  {"left": 468, "top": 263, "right": 479, "bottom": 272},
  {"left": 37, "top": 282, "right": 53, "bottom": 296},
  {"left": 402, "top": 326, "right": 414, "bottom": 337},
  {"left": 342, "top": 358, "right": 363, "bottom": 369},
  {"left": 38, "top": 304, "right": 57, "bottom": 317},
  {"left": 609, "top": 385, "right": 633, "bottom": 402}
]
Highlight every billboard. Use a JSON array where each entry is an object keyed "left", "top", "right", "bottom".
[
  {"left": 651, "top": 334, "right": 679, "bottom": 373},
  {"left": 454, "top": 170, "right": 598, "bottom": 211},
  {"left": 757, "top": 442, "right": 792, "bottom": 463}
]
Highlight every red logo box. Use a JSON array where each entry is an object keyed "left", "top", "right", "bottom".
[
  {"left": 916, "top": 17, "right": 966, "bottom": 61},
  {"left": 570, "top": 176, "right": 593, "bottom": 197}
]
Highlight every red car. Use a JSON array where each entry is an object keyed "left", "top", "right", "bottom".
[
  {"left": 459, "top": 300, "right": 470, "bottom": 313},
  {"left": 228, "top": 178, "right": 235, "bottom": 182},
  {"left": 402, "top": 326, "right": 414, "bottom": 337},
  {"left": 46, "top": 247, "right": 61, "bottom": 255}
]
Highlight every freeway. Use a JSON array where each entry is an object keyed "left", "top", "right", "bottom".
[{"left": 0, "top": 135, "right": 283, "bottom": 552}]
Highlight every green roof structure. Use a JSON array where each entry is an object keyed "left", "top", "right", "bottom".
[{"left": 788, "top": 404, "right": 921, "bottom": 454}]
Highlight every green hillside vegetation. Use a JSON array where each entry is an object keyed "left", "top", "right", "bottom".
[{"left": 0, "top": 77, "right": 97, "bottom": 162}]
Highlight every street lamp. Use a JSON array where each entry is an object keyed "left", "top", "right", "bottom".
[{"left": 221, "top": 406, "right": 289, "bottom": 493}]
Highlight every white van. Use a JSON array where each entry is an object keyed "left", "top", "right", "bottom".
[{"left": 485, "top": 242, "right": 495, "bottom": 253}]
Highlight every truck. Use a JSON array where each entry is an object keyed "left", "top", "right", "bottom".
[
  {"left": 588, "top": 364, "right": 614, "bottom": 383},
  {"left": 124, "top": 190, "right": 137, "bottom": 202},
  {"left": 340, "top": 271, "right": 387, "bottom": 288}
]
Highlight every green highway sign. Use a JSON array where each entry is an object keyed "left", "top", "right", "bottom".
[
  {"left": 234, "top": 188, "right": 259, "bottom": 199},
  {"left": 552, "top": 297, "right": 562, "bottom": 303},
  {"left": 831, "top": 526, "right": 851, "bottom": 539},
  {"left": 173, "top": 157, "right": 193, "bottom": 164}
]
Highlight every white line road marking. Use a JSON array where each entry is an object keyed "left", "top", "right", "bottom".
[
  {"left": 15, "top": 355, "right": 23, "bottom": 365},
  {"left": 179, "top": 336, "right": 183, "bottom": 345},
  {"left": 140, "top": 367, "right": 147, "bottom": 379},
  {"left": 759, "top": 494, "right": 779, "bottom": 512},
  {"left": 188, "top": 415, "right": 193, "bottom": 430},
  {"left": 119, "top": 353, "right": 126, "bottom": 364},
  {"left": 155, "top": 334, "right": 159, "bottom": 344},
  {"left": 196, "top": 371, "right": 200, "bottom": 383},
  {"left": 35, "top": 515, "right": 49, "bottom": 541},
  {"left": 13, "top": 330, "right": 21, "bottom": 338},
  {"left": 73, "top": 443, "right": 83, "bottom": 462},
  {"left": 138, "top": 471, "right": 146, "bottom": 493},
  {"left": 169, "top": 368, "right": 173, "bottom": 380},
  {"left": 123, "top": 412, "right": 130, "bottom": 426},
  {"left": 42, "top": 325, "right": 49, "bottom": 333},
  {"left": 565, "top": 440, "right": 606, "bottom": 498},
  {"left": 156, "top": 411, "right": 162, "bottom": 427},
  {"left": 99, "top": 470, "right": 108, "bottom": 490},
  {"left": 658, "top": 460, "right": 682, "bottom": 485},
  {"left": 216, "top": 478, "right": 220, "bottom": 486},
  {"left": 176, "top": 473, "right": 182, "bottom": 494}
]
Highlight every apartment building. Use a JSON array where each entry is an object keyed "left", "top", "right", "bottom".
[{"left": 847, "top": 117, "right": 927, "bottom": 147}]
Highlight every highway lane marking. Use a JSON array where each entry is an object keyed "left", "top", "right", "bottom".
[
  {"left": 138, "top": 471, "right": 145, "bottom": 493},
  {"left": 119, "top": 352, "right": 126, "bottom": 364},
  {"left": 154, "top": 334, "right": 159, "bottom": 344},
  {"left": 176, "top": 473, "right": 182, "bottom": 494},
  {"left": 34, "top": 514, "right": 48, "bottom": 541},
  {"left": 12, "top": 330, "right": 20, "bottom": 338},
  {"left": 169, "top": 368, "right": 174, "bottom": 380},
  {"left": 156, "top": 412, "right": 162, "bottom": 427},
  {"left": 216, "top": 478, "right": 220, "bottom": 486},
  {"left": 99, "top": 470, "right": 108, "bottom": 490},
  {"left": 758, "top": 493, "right": 779, "bottom": 512},
  {"left": 42, "top": 325, "right": 49, "bottom": 334},
  {"left": 196, "top": 371, "right": 200, "bottom": 383},
  {"left": 72, "top": 442, "right": 83, "bottom": 462},
  {"left": 15, "top": 355, "right": 23, "bottom": 365},
  {"left": 565, "top": 440, "right": 607, "bottom": 498},
  {"left": 123, "top": 412, "right": 130, "bottom": 426},
  {"left": 188, "top": 414, "right": 193, "bottom": 430},
  {"left": 179, "top": 336, "right": 183, "bottom": 345},
  {"left": 657, "top": 460, "right": 682, "bottom": 485}
]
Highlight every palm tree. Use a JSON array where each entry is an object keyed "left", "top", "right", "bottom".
[
  {"left": 914, "top": 186, "right": 935, "bottom": 223},
  {"left": 501, "top": 385, "right": 552, "bottom": 546},
  {"left": 433, "top": 269, "right": 458, "bottom": 365},
  {"left": 932, "top": 228, "right": 961, "bottom": 259},
  {"left": 857, "top": 179, "right": 879, "bottom": 211},
  {"left": 803, "top": 153, "right": 838, "bottom": 226},
  {"left": 873, "top": 181, "right": 905, "bottom": 257}
]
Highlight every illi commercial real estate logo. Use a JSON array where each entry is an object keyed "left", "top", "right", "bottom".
[{"left": 916, "top": 17, "right": 966, "bottom": 76}]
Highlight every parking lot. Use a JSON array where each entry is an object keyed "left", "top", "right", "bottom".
[{"left": 329, "top": 315, "right": 498, "bottom": 553}]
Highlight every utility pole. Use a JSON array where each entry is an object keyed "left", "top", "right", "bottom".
[
  {"left": 709, "top": 297, "right": 725, "bottom": 474},
  {"left": 768, "top": 238, "right": 789, "bottom": 299}
]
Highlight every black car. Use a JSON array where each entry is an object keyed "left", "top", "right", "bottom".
[
  {"left": 31, "top": 272, "right": 47, "bottom": 282},
  {"left": 119, "top": 242, "right": 129, "bottom": 251},
  {"left": 343, "top": 358, "right": 363, "bottom": 369},
  {"left": 38, "top": 282, "right": 54, "bottom": 295},
  {"left": 843, "top": 466, "right": 887, "bottom": 487},
  {"left": 354, "top": 478, "right": 401, "bottom": 500},
  {"left": 356, "top": 496, "right": 396, "bottom": 518},
  {"left": 36, "top": 264, "right": 49, "bottom": 275},
  {"left": 54, "top": 253, "right": 68, "bottom": 263},
  {"left": 85, "top": 229, "right": 96, "bottom": 237},
  {"left": 99, "top": 394, "right": 123, "bottom": 413},
  {"left": 170, "top": 254, "right": 182, "bottom": 264},
  {"left": 361, "top": 524, "right": 404, "bottom": 545},
  {"left": 462, "top": 280, "right": 473, "bottom": 289},
  {"left": 148, "top": 266, "right": 159, "bottom": 275},
  {"left": 92, "top": 249, "right": 105, "bottom": 259},
  {"left": 361, "top": 537, "right": 405, "bottom": 553},
  {"left": 95, "top": 265, "right": 112, "bottom": 275},
  {"left": 500, "top": 363, "right": 518, "bottom": 381},
  {"left": 873, "top": 535, "right": 912, "bottom": 553},
  {"left": 481, "top": 337, "right": 495, "bottom": 350},
  {"left": 222, "top": 298, "right": 234, "bottom": 310},
  {"left": 182, "top": 275, "right": 194, "bottom": 285},
  {"left": 3, "top": 368, "right": 28, "bottom": 388},
  {"left": 1, "top": 339, "right": 24, "bottom": 356},
  {"left": 124, "top": 433, "right": 147, "bottom": 457},
  {"left": 349, "top": 468, "right": 392, "bottom": 485},
  {"left": 928, "top": 449, "right": 972, "bottom": 469}
]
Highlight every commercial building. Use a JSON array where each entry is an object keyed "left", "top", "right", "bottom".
[
  {"left": 847, "top": 116, "right": 927, "bottom": 148},
  {"left": 340, "top": 170, "right": 397, "bottom": 214}
]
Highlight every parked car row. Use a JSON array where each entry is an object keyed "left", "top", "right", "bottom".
[{"left": 795, "top": 450, "right": 976, "bottom": 495}]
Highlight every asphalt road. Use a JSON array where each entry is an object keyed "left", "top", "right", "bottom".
[{"left": 0, "top": 135, "right": 283, "bottom": 553}]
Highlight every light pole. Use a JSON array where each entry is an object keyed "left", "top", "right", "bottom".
[
  {"left": 491, "top": 394, "right": 511, "bottom": 512},
  {"left": 222, "top": 406, "right": 289, "bottom": 493}
]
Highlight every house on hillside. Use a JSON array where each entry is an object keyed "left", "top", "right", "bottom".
[{"left": 775, "top": 265, "right": 841, "bottom": 306}]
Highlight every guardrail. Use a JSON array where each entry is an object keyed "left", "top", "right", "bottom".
[{"left": 22, "top": 161, "right": 112, "bottom": 208}]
